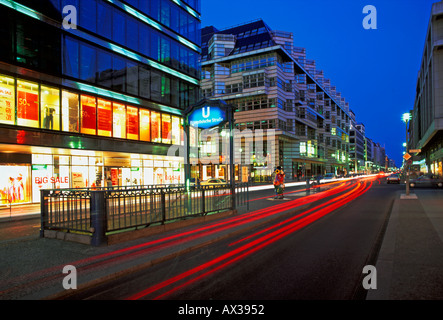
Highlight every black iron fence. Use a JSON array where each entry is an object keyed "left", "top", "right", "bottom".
[{"left": 40, "top": 183, "right": 248, "bottom": 245}]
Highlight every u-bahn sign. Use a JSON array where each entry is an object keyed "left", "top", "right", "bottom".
[{"left": 188, "top": 105, "right": 227, "bottom": 129}]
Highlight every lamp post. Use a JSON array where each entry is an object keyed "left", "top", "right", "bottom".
[{"left": 402, "top": 112, "right": 412, "bottom": 196}]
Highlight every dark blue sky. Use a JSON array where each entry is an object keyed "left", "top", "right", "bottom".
[{"left": 201, "top": 0, "right": 437, "bottom": 167}]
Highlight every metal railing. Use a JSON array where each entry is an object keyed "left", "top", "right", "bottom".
[{"left": 40, "top": 183, "right": 249, "bottom": 245}]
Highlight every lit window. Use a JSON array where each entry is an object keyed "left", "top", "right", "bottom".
[
  {"left": 62, "top": 91, "right": 79, "bottom": 133},
  {"left": 162, "top": 113, "right": 171, "bottom": 144},
  {"left": 151, "top": 111, "right": 161, "bottom": 143},
  {"left": 113, "top": 102, "right": 126, "bottom": 139},
  {"left": 80, "top": 95, "right": 97, "bottom": 135},
  {"left": 0, "top": 74, "right": 15, "bottom": 125},
  {"left": 126, "top": 106, "right": 139, "bottom": 140},
  {"left": 139, "top": 109, "right": 150, "bottom": 142},
  {"left": 17, "top": 80, "right": 39, "bottom": 128},
  {"left": 97, "top": 98, "right": 112, "bottom": 137}
]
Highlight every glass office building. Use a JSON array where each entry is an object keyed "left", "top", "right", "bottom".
[{"left": 0, "top": 0, "right": 201, "bottom": 205}]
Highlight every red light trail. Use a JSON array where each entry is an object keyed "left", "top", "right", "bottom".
[{"left": 127, "top": 178, "right": 374, "bottom": 300}]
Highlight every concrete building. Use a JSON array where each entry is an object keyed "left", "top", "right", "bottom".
[
  {"left": 0, "top": 0, "right": 201, "bottom": 205},
  {"left": 411, "top": 1, "right": 443, "bottom": 176},
  {"left": 200, "top": 20, "right": 351, "bottom": 182}
]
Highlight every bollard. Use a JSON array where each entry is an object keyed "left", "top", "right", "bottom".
[{"left": 90, "top": 191, "right": 107, "bottom": 246}]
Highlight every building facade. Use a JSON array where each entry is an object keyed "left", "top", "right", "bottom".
[
  {"left": 0, "top": 0, "right": 201, "bottom": 205},
  {"left": 411, "top": 1, "right": 443, "bottom": 177},
  {"left": 200, "top": 20, "right": 351, "bottom": 183}
]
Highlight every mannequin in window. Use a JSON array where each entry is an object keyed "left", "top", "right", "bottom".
[{"left": 44, "top": 105, "right": 55, "bottom": 130}]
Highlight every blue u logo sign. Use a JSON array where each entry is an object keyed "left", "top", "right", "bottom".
[{"left": 202, "top": 107, "right": 210, "bottom": 119}]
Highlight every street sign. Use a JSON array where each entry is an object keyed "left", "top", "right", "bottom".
[
  {"left": 409, "top": 149, "right": 421, "bottom": 154},
  {"left": 403, "top": 153, "right": 412, "bottom": 161},
  {"left": 188, "top": 105, "right": 227, "bottom": 129}
]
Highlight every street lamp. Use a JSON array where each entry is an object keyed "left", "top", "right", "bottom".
[{"left": 402, "top": 112, "right": 411, "bottom": 196}]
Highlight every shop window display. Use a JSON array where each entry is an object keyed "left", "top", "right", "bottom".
[
  {"left": 62, "top": 91, "right": 79, "bottom": 133},
  {"left": 171, "top": 116, "right": 180, "bottom": 145},
  {"left": 97, "top": 98, "right": 112, "bottom": 137},
  {"left": 80, "top": 95, "right": 97, "bottom": 135},
  {"left": 126, "top": 106, "right": 139, "bottom": 140},
  {"left": 41, "top": 86, "right": 60, "bottom": 131},
  {"left": 0, "top": 166, "right": 31, "bottom": 205},
  {"left": 151, "top": 111, "right": 161, "bottom": 143},
  {"left": 0, "top": 74, "right": 15, "bottom": 125},
  {"left": 113, "top": 102, "right": 126, "bottom": 139},
  {"left": 162, "top": 113, "right": 171, "bottom": 144},
  {"left": 17, "top": 80, "right": 39, "bottom": 128},
  {"left": 140, "top": 109, "right": 151, "bottom": 141}
]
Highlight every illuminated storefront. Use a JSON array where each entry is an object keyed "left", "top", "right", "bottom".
[{"left": 0, "top": 72, "right": 185, "bottom": 204}]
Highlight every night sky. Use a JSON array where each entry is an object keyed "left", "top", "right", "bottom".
[{"left": 201, "top": 0, "right": 437, "bottom": 167}]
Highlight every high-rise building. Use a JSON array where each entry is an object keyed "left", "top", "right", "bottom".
[
  {"left": 0, "top": 0, "right": 201, "bottom": 205},
  {"left": 411, "top": 1, "right": 443, "bottom": 176},
  {"left": 200, "top": 20, "right": 351, "bottom": 183}
]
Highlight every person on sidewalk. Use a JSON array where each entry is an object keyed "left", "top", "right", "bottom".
[{"left": 273, "top": 166, "right": 285, "bottom": 199}]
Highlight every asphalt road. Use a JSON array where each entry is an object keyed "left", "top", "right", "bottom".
[{"left": 62, "top": 177, "right": 402, "bottom": 300}]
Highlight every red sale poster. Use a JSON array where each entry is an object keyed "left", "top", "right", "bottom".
[
  {"left": 126, "top": 107, "right": 139, "bottom": 136},
  {"left": 17, "top": 91, "right": 39, "bottom": 121}
]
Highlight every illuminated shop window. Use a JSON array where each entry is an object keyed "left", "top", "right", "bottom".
[
  {"left": 126, "top": 106, "right": 139, "bottom": 140},
  {"left": 80, "top": 95, "right": 97, "bottom": 135},
  {"left": 151, "top": 111, "right": 161, "bottom": 143},
  {"left": 113, "top": 102, "right": 126, "bottom": 139},
  {"left": 162, "top": 113, "right": 171, "bottom": 144},
  {"left": 139, "top": 109, "right": 150, "bottom": 141},
  {"left": 97, "top": 98, "right": 112, "bottom": 137},
  {"left": 62, "top": 91, "right": 79, "bottom": 133},
  {"left": 300, "top": 142, "right": 307, "bottom": 156},
  {"left": 41, "top": 86, "right": 60, "bottom": 131},
  {"left": 17, "top": 80, "right": 39, "bottom": 128},
  {"left": 171, "top": 116, "right": 180, "bottom": 145},
  {"left": 0, "top": 74, "right": 15, "bottom": 125},
  {"left": 0, "top": 166, "right": 31, "bottom": 205}
]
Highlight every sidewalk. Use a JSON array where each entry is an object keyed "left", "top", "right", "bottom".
[
  {"left": 0, "top": 203, "right": 40, "bottom": 221},
  {"left": 367, "top": 189, "right": 443, "bottom": 300}
]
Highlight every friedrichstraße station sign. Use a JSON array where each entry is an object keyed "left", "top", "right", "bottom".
[{"left": 188, "top": 105, "right": 227, "bottom": 129}]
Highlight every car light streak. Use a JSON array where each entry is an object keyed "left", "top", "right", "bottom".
[{"left": 127, "top": 179, "right": 373, "bottom": 300}]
